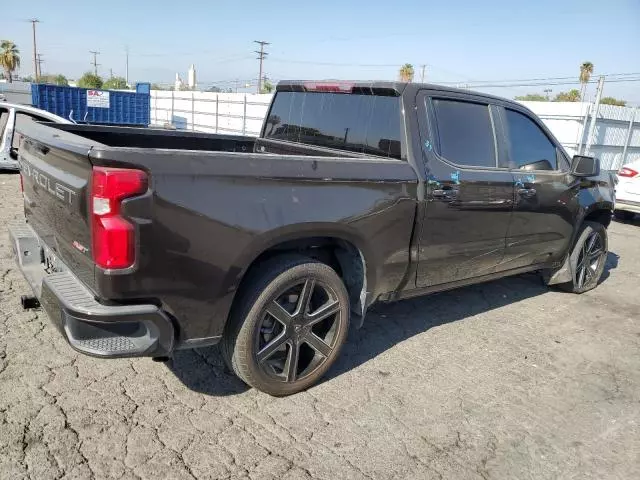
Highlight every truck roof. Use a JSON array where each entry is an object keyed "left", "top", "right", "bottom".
[
  {"left": 1, "top": 101, "right": 72, "bottom": 124},
  {"left": 276, "top": 80, "right": 526, "bottom": 110}
]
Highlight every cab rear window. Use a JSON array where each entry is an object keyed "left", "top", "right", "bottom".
[{"left": 264, "top": 91, "right": 402, "bottom": 159}]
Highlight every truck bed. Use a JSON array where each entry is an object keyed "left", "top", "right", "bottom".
[
  {"left": 15, "top": 120, "right": 418, "bottom": 351},
  {"left": 49, "top": 123, "right": 257, "bottom": 152}
]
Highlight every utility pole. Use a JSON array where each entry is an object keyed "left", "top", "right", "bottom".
[
  {"left": 125, "top": 46, "right": 129, "bottom": 86},
  {"left": 89, "top": 51, "right": 100, "bottom": 76},
  {"left": 36, "top": 54, "right": 44, "bottom": 79},
  {"left": 620, "top": 107, "right": 638, "bottom": 168},
  {"left": 420, "top": 65, "right": 426, "bottom": 83},
  {"left": 29, "top": 19, "right": 40, "bottom": 81},
  {"left": 254, "top": 40, "right": 269, "bottom": 94},
  {"left": 110, "top": 68, "right": 113, "bottom": 79},
  {"left": 583, "top": 76, "right": 605, "bottom": 156}
]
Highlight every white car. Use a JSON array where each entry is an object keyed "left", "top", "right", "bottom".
[
  {"left": 614, "top": 159, "right": 640, "bottom": 221},
  {"left": 0, "top": 103, "right": 71, "bottom": 171}
]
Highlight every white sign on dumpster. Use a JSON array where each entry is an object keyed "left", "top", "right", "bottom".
[{"left": 87, "top": 90, "right": 110, "bottom": 108}]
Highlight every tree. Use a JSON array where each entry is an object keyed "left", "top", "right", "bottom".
[
  {"left": 77, "top": 72, "right": 103, "bottom": 89},
  {"left": 102, "top": 76, "right": 127, "bottom": 90},
  {"left": 554, "top": 89, "right": 581, "bottom": 102},
  {"left": 21, "top": 75, "right": 34, "bottom": 83},
  {"left": 600, "top": 96, "right": 626, "bottom": 106},
  {"left": 579, "top": 61, "right": 594, "bottom": 101},
  {"left": 0, "top": 40, "right": 21, "bottom": 83},
  {"left": 260, "top": 79, "right": 274, "bottom": 94},
  {"left": 399, "top": 63, "right": 414, "bottom": 82},
  {"left": 515, "top": 93, "right": 549, "bottom": 101},
  {"left": 151, "top": 83, "right": 167, "bottom": 90},
  {"left": 53, "top": 74, "right": 69, "bottom": 86},
  {"left": 39, "top": 74, "right": 68, "bottom": 86}
]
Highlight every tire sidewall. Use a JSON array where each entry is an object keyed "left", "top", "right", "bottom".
[
  {"left": 230, "top": 259, "right": 350, "bottom": 396},
  {"left": 568, "top": 221, "right": 608, "bottom": 293}
]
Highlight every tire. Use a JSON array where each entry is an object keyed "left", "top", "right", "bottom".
[
  {"left": 221, "top": 255, "right": 350, "bottom": 396},
  {"left": 614, "top": 210, "right": 635, "bottom": 221},
  {"left": 557, "top": 221, "right": 608, "bottom": 294}
]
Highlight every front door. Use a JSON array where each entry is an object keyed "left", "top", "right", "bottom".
[
  {"left": 415, "top": 92, "right": 514, "bottom": 287},
  {"left": 497, "top": 106, "right": 576, "bottom": 270}
]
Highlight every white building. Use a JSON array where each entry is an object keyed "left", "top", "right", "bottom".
[
  {"left": 174, "top": 73, "right": 184, "bottom": 91},
  {"left": 188, "top": 64, "right": 197, "bottom": 90}
]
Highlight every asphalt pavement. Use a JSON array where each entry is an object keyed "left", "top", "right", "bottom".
[{"left": 1, "top": 173, "right": 638, "bottom": 480}]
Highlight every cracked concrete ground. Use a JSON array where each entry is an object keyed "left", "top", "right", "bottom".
[{"left": 1, "top": 172, "right": 639, "bottom": 480}]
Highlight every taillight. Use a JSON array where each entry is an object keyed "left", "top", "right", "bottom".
[
  {"left": 90, "top": 167, "right": 148, "bottom": 269},
  {"left": 618, "top": 167, "right": 638, "bottom": 178},
  {"left": 303, "top": 81, "right": 354, "bottom": 93}
]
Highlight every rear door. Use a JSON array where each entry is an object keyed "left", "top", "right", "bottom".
[
  {"left": 415, "top": 91, "right": 514, "bottom": 287},
  {"left": 498, "top": 106, "right": 575, "bottom": 270},
  {"left": 19, "top": 121, "right": 97, "bottom": 289}
]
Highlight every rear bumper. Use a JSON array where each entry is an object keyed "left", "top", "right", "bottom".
[
  {"left": 8, "top": 223, "right": 175, "bottom": 358},
  {"left": 615, "top": 199, "right": 640, "bottom": 214},
  {"left": 0, "top": 159, "right": 19, "bottom": 171}
]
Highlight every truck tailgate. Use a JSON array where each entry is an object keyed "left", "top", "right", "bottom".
[{"left": 19, "top": 124, "right": 97, "bottom": 291}]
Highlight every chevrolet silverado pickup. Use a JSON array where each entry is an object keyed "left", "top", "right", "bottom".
[{"left": 9, "top": 81, "right": 614, "bottom": 395}]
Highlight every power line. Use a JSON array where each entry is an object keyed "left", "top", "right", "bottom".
[
  {"left": 254, "top": 40, "right": 269, "bottom": 94},
  {"left": 439, "top": 72, "right": 640, "bottom": 86},
  {"left": 457, "top": 77, "right": 640, "bottom": 89}
]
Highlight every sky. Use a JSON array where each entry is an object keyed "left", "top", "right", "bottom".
[{"left": 4, "top": 0, "right": 640, "bottom": 102}]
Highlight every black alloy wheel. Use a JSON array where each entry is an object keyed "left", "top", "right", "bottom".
[
  {"left": 558, "top": 221, "right": 608, "bottom": 294},
  {"left": 222, "top": 256, "right": 350, "bottom": 396}
]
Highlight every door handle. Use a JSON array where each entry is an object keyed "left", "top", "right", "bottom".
[{"left": 517, "top": 187, "right": 537, "bottom": 197}]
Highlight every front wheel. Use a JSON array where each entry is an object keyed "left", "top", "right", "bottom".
[
  {"left": 558, "top": 221, "right": 608, "bottom": 294},
  {"left": 222, "top": 256, "right": 350, "bottom": 396}
]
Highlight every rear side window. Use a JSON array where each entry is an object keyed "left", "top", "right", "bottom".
[
  {"left": 505, "top": 109, "right": 557, "bottom": 170},
  {"left": 432, "top": 99, "right": 496, "bottom": 168},
  {"left": 264, "top": 91, "right": 402, "bottom": 159}
]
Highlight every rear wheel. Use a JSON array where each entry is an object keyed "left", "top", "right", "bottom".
[
  {"left": 614, "top": 210, "right": 635, "bottom": 221},
  {"left": 222, "top": 256, "right": 350, "bottom": 396},
  {"left": 558, "top": 221, "right": 608, "bottom": 294}
]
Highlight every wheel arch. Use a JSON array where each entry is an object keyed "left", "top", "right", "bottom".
[
  {"left": 223, "top": 223, "right": 377, "bottom": 331},
  {"left": 546, "top": 205, "right": 612, "bottom": 286}
]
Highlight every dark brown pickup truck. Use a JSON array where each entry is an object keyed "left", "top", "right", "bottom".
[{"left": 9, "top": 81, "right": 613, "bottom": 395}]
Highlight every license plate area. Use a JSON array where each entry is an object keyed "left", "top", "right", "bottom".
[{"left": 43, "top": 245, "right": 65, "bottom": 274}]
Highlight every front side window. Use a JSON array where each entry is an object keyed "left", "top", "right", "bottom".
[
  {"left": 431, "top": 99, "right": 496, "bottom": 168},
  {"left": 265, "top": 91, "right": 402, "bottom": 159},
  {"left": 505, "top": 109, "right": 557, "bottom": 170}
]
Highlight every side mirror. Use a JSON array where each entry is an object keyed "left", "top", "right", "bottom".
[
  {"left": 9, "top": 147, "right": 18, "bottom": 161},
  {"left": 570, "top": 155, "right": 599, "bottom": 177}
]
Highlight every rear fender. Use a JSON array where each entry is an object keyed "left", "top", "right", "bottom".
[{"left": 225, "top": 222, "right": 377, "bottom": 298}]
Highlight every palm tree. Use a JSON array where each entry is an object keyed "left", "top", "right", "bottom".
[
  {"left": 399, "top": 63, "right": 415, "bottom": 83},
  {"left": 0, "top": 40, "right": 20, "bottom": 83},
  {"left": 579, "top": 61, "right": 594, "bottom": 102}
]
